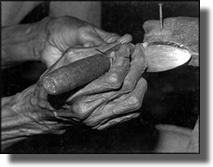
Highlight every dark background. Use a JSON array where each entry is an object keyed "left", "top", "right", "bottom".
[{"left": 2, "top": 1, "right": 199, "bottom": 153}]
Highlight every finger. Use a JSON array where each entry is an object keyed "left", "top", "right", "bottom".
[
  {"left": 73, "top": 43, "right": 147, "bottom": 111},
  {"left": 41, "top": 42, "right": 122, "bottom": 78},
  {"left": 63, "top": 42, "right": 122, "bottom": 64},
  {"left": 69, "top": 91, "right": 116, "bottom": 120},
  {"left": 68, "top": 49, "right": 147, "bottom": 121},
  {"left": 70, "top": 43, "right": 146, "bottom": 102},
  {"left": 84, "top": 77, "right": 147, "bottom": 127},
  {"left": 95, "top": 112, "right": 140, "bottom": 130},
  {"left": 41, "top": 44, "right": 63, "bottom": 68},
  {"left": 83, "top": 42, "right": 93, "bottom": 47},
  {"left": 80, "top": 30, "right": 107, "bottom": 46},
  {"left": 69, "top": 44, "right": 132, "bottom": 100},
  {"left": 95, "top": 28, "right": 133, "bottom": 44},
  {"left": 119, "top": 43, "right": 148, "bottom": 93},
  {"left": 94, "top": 28, "right": 121, "bottom": 43},
  {"left": 116, "top": 34, "right": 133, "bottom": 44},
  {"left": 68, "top": 44, "right": 147, "bottom": 112}
]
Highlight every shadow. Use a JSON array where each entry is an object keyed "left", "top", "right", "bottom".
[
  {"left": 47, "top": 88, "right": 80, "bottom": 109},
  {"left": 8, "top": 154, "right": 206, "bottom": 163},
  {"left": 5, "top": 118, "right": 159, "bottom": 153},
  {"left": 8, "top": 6, "right": 208, "bottom": 164},
  {"left": 199, "top": 9, "right": 209, "bottom": 161}
]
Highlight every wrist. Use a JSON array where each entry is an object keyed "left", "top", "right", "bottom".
[
  {"left": 30, "top": 17, "right": 54, "bottom": 61},
  {"left": 2, "top": 17, "right": 53, "bottom": 67},
  {"left": 2, "top": 86, "right": 40, "bottom": 140},
  {"left": 1, "top": 85, "right": 65, "bottom": 147}
]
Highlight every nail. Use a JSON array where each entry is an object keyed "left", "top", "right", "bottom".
[{"left": 158, "top": 3, "right": 163, "bottom": 30}]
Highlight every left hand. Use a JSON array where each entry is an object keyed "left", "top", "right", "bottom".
[
  {"left": 41, "top": 16, "right": 132, "bottom": 67},
  {"left": 1, "top": 42, "right": 146, "bottom": 148},
  {"left": 30, "top": 42, "right": 147, "bottom": 131}
]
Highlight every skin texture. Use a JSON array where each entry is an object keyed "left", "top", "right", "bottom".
[
  {"left": 33, "top": 42, "right": 147, "bottom": 130},
  {"left": 2, "top": 2, "right": 101, "bottom": 27},
  {"left": 2, "top": 42, "right": 147, "bottom": 149},
  {"left": 43, "top": 54, "right": 111, "bottom": 95},
  {"left": 2, "top": 16, "right": 122, "bottom": 68},
  {"left": 41, "top": 16, "right": 123, "bottom": 67},
  {"left": 2, "top": 17, "right": 50, "bottom": 68},
  {"left": 42, "top": 43, "right": 124, "bottom": 95},
  {"left": 1, "top": 1, "right": 42, "bottom": 26},
  {"left": 49, "top": 2, "right": 101, "bottom": 27},
  {"left": 2, "top": 15, "right": 147, "bottom": 148}
]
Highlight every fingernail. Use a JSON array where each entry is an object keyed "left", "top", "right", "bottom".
[
  {"left": 129, "top": 43, "right": 135, "bottom": 53},
  {"left": 108, "top": 36, "right": 116, "bottom": 43},
  {"left": 119, "top": 34, "right": 132, "bottom": 43}
]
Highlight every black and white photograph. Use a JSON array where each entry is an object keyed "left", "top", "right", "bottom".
[{"left": 1, "top": 1, "right": 200, "bottom": 155}]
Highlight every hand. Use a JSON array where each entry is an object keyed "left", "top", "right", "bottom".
[
  {"left": 29, "top": 40, "right": 147, "bottom": 133},
  {"left": 2, "top": 16, "right": 130, "bottom": 68},
  {"left": 69, "top": 43, "right": 148, "bottom": 130},
  {"left": 41, "top": 16, "right": 132, "bottom": 67}
]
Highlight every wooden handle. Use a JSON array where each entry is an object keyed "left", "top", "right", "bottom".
[{"left": 42, "top": 54, "right": 110, "bottom": 95}]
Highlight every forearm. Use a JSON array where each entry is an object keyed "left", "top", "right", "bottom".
[
  {"left": 2, "top": 86, "right": 34, "bottom": 139},
  {"left": 2, "top": 85, "right": 39, "bottom": 148},
  {"left": 2, "top": 17, "right": 52, "bottom": 68},
  {"left": 1, "top": 85, "right": 62, "bottom": 149}
]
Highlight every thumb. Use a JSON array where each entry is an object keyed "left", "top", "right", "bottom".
[{"left": 80, "top": 31, "right": 107, "bottom": 46}]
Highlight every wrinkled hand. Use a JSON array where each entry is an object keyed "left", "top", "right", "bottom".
[
  {"left": 41, "top": 16, "right": 131, "bottom": 67},
  {"left": 69, "top": 43, "right": 147, "bottom": 130},
  {"left": 30, "top": 40, "right": 147, "bottom": 133}
]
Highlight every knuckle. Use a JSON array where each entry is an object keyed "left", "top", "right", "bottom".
[
  {"left": 52, "top": 17, "right": 67, "bottom": 26},
  {"left": 80, "top": 24, "right": 93, "bottom": 33},
  {"left": 78, "top": 25, "right": 95, "bottom": 41},
  {"left": 118, "top": 44, "right": 130, "bottom": 54},
  {"left": 72, "top": 103, "right": 88, "bottom": 120},
  {"left": 85, "top": 24, "right": 94, "bottom": 30},
  {"left": 83, "top": 111, "right": 103, "bottom": 127},
  {"left": 140, "top": 78, "right": 148, "bottom": 90},
  {"left": 84, "top": 118, "right": 98, "bottom": 127},
  {"left": 57, "top": 16, "right": 69, "bottom": 21},
  {"left": 129, "top": 96, "right": 141, "bottom": 109},
  {"left": 123, "top": 79, "right": 134, "bottom": 92},
  {"left": 108, "top": 74, "right": 122, "bottom": 88}
]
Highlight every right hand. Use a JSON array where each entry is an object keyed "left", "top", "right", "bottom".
[
  {"left": 40, "top": 16, "right": 129, "bottom": 67},
  {"left": 27, "top": 36, "right": 147, "bottom": 134}
]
